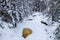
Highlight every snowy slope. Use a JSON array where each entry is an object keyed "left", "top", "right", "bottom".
[
  {"left": 15, "top": 12, "right": 48, "bottom": 40},
  {"left": 14, "top": 12, "right": 58, "bottom": 40},
  {"left": 0, "top": 12, "right": 59, "bottom": 40}
]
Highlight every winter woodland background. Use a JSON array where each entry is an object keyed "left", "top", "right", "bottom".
[{"left": 0, "top": 0, "right": 60, "bottom": 40}]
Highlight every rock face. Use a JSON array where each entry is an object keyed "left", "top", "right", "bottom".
[{"left": 22, "top": 28, "right": 32, "bottom": 38}]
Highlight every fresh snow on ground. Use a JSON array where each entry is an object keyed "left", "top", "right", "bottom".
[
  {"left": 15, "top": 12, "right": 48, "bottom": 40},
  {"left": 0, "top": 12, "right": 59, "bottom": 40}
]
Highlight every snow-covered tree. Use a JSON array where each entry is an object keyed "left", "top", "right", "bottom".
[{"left": 33, "top": 0, "right": 47, "bottom": 12}]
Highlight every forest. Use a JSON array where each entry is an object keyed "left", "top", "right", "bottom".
[{"left": 0, "top": 0, "right": 60, "bottom": 40}]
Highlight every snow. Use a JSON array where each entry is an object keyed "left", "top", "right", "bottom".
[
  {"left": 0, "top": 12, "right": 59, "bottom": 40},
  {"left": 15, "top": 12, "right": 48, "bottom": 40},
  {"left": 0, "top": 22, "right": 18, "bottom": 40}
]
